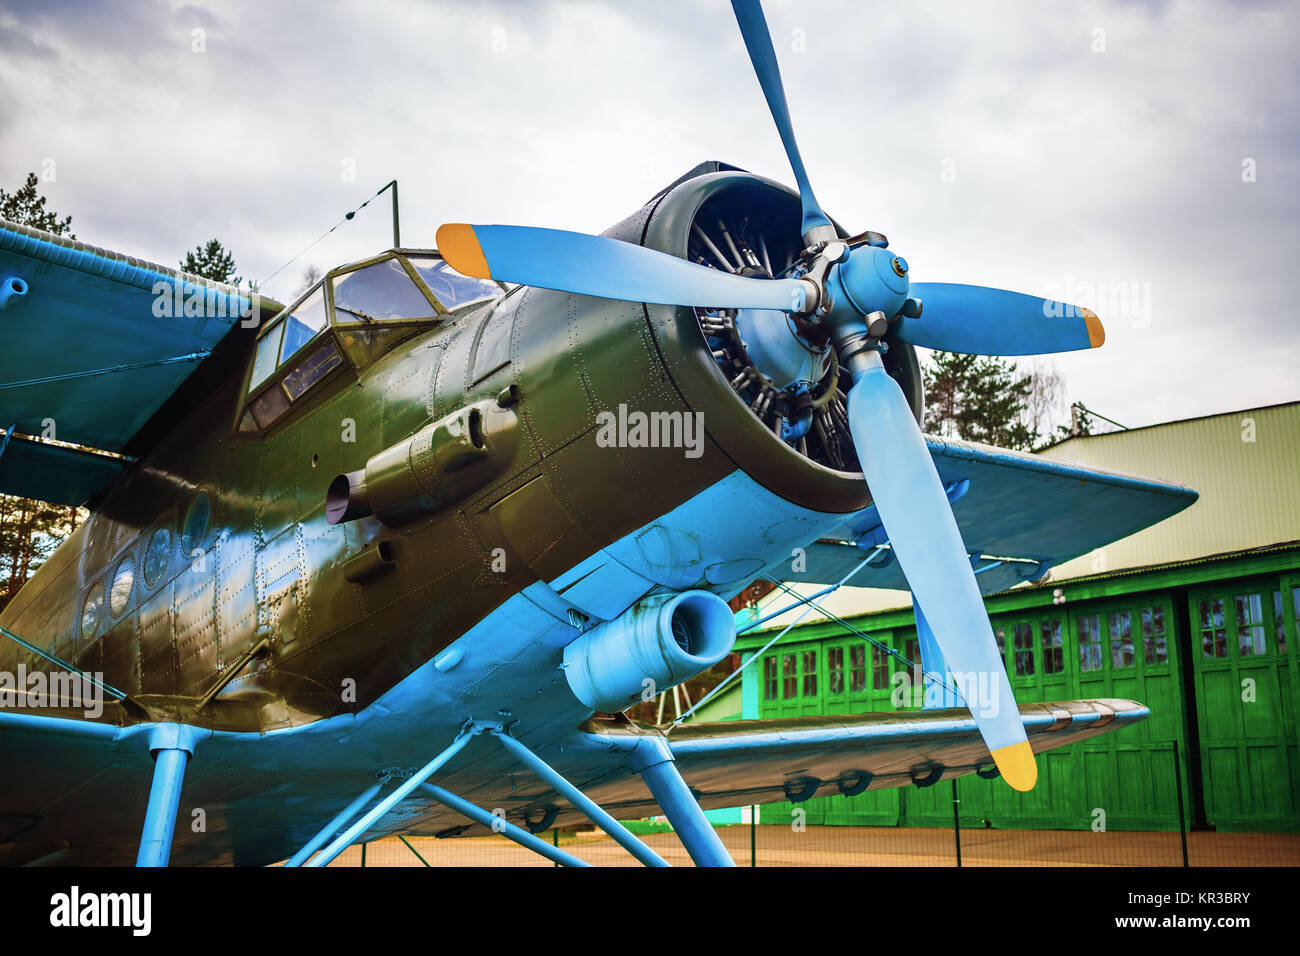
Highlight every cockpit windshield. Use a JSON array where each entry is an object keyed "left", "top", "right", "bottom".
[
  {"left": 240, "top": 250, "right": 503, "bottom": 435},
  {"left": 332, "top": 258, "right": 437, "bottom": 322}
]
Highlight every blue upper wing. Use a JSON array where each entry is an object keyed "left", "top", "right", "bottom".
[{"left": 0, "top": 219, "right": 280, "bottom": 504}]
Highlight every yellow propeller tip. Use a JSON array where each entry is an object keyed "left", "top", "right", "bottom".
[
  {"left": 1083, "top": 308, "right": 1105, "bottom": 348},
  {"left": 991, "top": 741, "right": 1038, "bottom": 792},
  {"left": 436, "top": 223, "right": 492, "bottom": 279}
]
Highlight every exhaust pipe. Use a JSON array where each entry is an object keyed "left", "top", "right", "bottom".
[
  {"left": 563, "top": 590, "right": 737, "bottom": 714},
  {"left": 327, "top": 399, "right": 518, "bottom": 526}
]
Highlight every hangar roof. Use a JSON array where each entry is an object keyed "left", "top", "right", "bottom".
[{"left": 1038, "top": 400, "right": 1300, "bottom": 577}]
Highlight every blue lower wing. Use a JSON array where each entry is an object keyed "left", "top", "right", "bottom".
[{"left": 0, "top": 696, "right": 1144, "bottom": 865}]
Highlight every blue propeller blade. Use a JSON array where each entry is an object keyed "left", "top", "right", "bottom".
[
  {"left": 731, "top": 0, "right": 832, "bottom": 240},
  {"left": 437, "top": 223, "right": 812, "bottom": 312},
  {"left": 845, "top": 352, "right": 1037, "bottom": 790},
  {"left": 898, "top": 282, "right": 1105, "bottom": 356}
]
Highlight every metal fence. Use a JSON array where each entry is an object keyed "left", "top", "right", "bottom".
[{"left": 325, "top": 820, "right": 1300, "bottom": 867}]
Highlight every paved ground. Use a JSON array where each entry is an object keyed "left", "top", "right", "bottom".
[{"left": 323, "top": 825, "right": 1300, "bottom": 867}]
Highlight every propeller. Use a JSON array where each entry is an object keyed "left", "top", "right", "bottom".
[
  {"left": 844, "top": 345, "right": 1036, "bottom": 790},
  {"left": 899, "top": 283, "right": 1104, "bottom": 356},
  {"left": 730, "top": 0, "right": 834, "bottom": 245},
  {"left": 432, "top": 0, "right": 1114, "bottom": 791},
  {"left": 435, "top": 223, "right": 815, "bottom": 313}
]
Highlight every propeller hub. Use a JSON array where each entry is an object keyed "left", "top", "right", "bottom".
[
  {"left": 824, "top": 245, "right": 909, "bottom": 327},
  {"left": 734, "top": 308, "right": 831, "bottom": 390}
]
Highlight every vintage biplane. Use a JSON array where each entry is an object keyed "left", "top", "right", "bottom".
[{"left": 0, "top": 1, "right": 1194, "bottom": 867}]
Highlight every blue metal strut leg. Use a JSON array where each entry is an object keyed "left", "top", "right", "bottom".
[
  {"left": 491, "top": 729, "right": 670, "bottom": 867},
  {"left": 419, "top": 783, "right": 591, "bottom": 867},
  {"left": 136, "top": 724, "right": 199, "bottom": 867},
  {"left": 305, "top": 731, "right": 473, "bottom": 867},
  {"left": 284, "top": 781, "right": 384, "bottom": 867},
  {"left": 631, "top": 736, "right": 735, "bottom": 867}
]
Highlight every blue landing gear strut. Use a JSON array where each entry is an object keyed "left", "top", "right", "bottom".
[
  {"left": 419, "top": 783, "right": 589, "bottom": 867},
  {"left": 305, "top": 731, "right": 475, "bottom": 867},
  {"left": 627, "top": 736, "right": 735, "bottom": 867},
  {"left": 284, "top": 781, "right": 385, "bottom": 867},
  {"left": 490, "top": 728, "right": 671, "bottom": 867},
  {"left": 285, "top": 721, "right": 719, "bottom": 867},
  {"left": 136, "top": 724, "right": 199, "bottom": 867}
]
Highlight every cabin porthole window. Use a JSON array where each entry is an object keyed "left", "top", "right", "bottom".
[
  {"left": 109, "top": 555, "right": 135, "bottom": 617},
  {"left": 81, "top": 582, "right": 105, "bottom": 641},
  {"left": 144, "top": 527, "right": 171, "bottom": 587},
  {"left": 181, "top": 492, "right": 211, "bottom": 557}
]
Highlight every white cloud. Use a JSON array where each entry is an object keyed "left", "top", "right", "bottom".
[{"left": 1, "top": 0, "right": 1295, "bottom": 426}]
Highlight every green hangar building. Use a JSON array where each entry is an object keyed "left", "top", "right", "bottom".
[{"left": 731, "top": 401, "right": 1300, "bottom": 833}]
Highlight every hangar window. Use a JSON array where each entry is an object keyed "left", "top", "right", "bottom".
[
  {"left": 1108, "top": 611, "right": 1134, "bottom": 669},
  {"left": 1198, "top": 599, "right": 1228, "bottom": 659},
  {"left": 849, "top": 645, "right": 866, "bottom": 692},
  {"left": 763, "top": 656, "right": 778, "bottom": 700},
  {"left": 1013, "top": 623, "right": 1035, "bottom": 676},
  {"left": 872, "top": 645, "right": 889, "bottom": 690},
  {"left": 1078, "top": 615, "right": 1103, "bottom": 671},
  {"left": 1234, "top": 593, "right": 1267, "bottom": 656},
  {"left": 1273, "top": 590, "right": 1290, "bottom": 655},
  {"left": 1041, "top": 619, "right": 1064, "bottom": 674},
  {"left": 827, "top": 646, "right": 844, "bottom": 694},
  {"left": 1291, "top": 586, "right": 1299, "bottom": 652},
  {"left": 782, "top": 654, "right": 797, "bottom": 699},
  {"left": 801, "top": 650, "right": 817, "bottom": 697},
  {"left": 1141, "top": 606, "right": 1168, "bottom": 664},
  {"left": 904, "top": 638, "right": 920, "bottom": 692}
]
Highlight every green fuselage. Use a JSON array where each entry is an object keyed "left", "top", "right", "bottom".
[{"left": 0, "top": 170, "right": 916, "bottom": 733}]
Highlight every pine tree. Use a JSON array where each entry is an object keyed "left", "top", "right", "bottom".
[
  {"left": 922, "top": 351, "right": 978, "bottom": 438},
  {"left": 921, "top": 351, "right": 1040, "bottom": 450},
  {"left": 960, "top": 355, "right": 1036, "bottom": 449},
  {"left": 180, "top": 238, "right": 241, "bottom": 285},
  {"left": 0, "top": 172, "right": 75, "bottom": 237}
]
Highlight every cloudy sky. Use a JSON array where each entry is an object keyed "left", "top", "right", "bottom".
[{"left": 1, "top": 0, "right": 1296, "bottom": 430}]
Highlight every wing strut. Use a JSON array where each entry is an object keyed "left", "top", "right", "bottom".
[
  {"left": 296, "top": 720, "right": 678, "bottom": 867},
  {"left": 673, "top": 547, "right": 882, "bottom": 725}
]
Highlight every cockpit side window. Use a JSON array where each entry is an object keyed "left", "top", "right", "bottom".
[
  {"left": 279, "top": 287, "right": 328, "bottom": 364},
  {"left": 240, "top": 282, "right": 344, "bottom": 434},
  {"left": 407, "top": 255, "right": 502, "bottom": 313},
  {"left": 249, "top": 319, "right": 285, "bottom": 391}
]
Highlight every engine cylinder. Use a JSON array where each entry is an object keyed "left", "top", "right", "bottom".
[{"left": 563, "top": 590, "right": 737, "bottom": 714}]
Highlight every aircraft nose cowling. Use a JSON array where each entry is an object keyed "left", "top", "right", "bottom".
[
  {"left": 563, "top": 590, "right": 736, "bottom": 714},
  {"left": 629, "top": 169, "right": 925, "bottom": 512}
]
